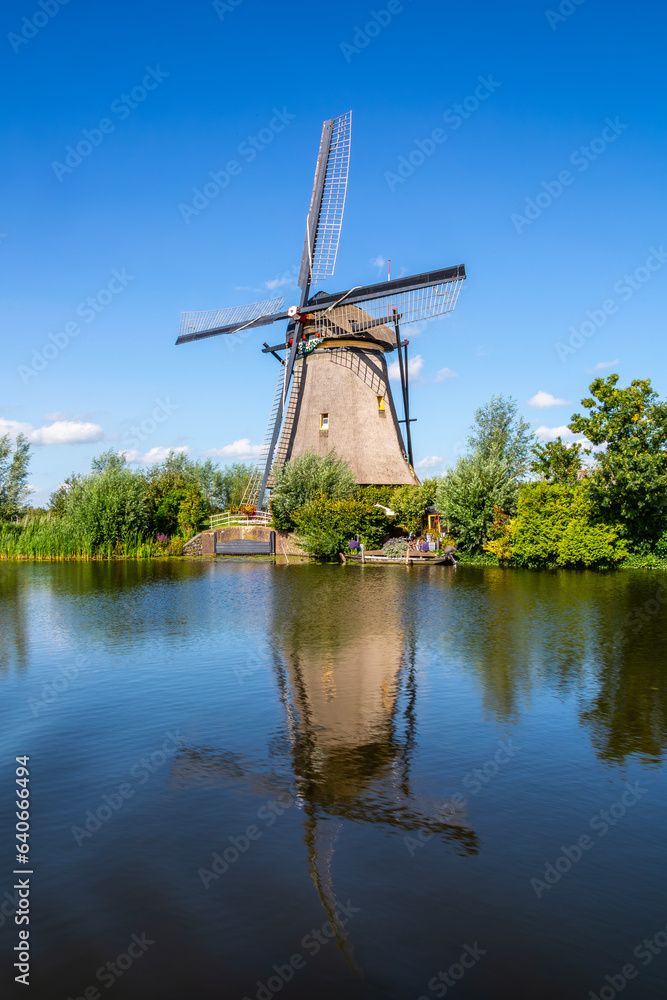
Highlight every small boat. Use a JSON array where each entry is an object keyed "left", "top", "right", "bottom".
[{"left": 343, "top": 546, "right": 457, "bottom": 566}]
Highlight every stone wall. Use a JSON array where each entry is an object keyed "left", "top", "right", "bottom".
[
  {"left": 275, "top": 530, "right": 308, "bottom": 558},
  {"left": 183, "top": 533, "right": 203, "bottom": 556}
]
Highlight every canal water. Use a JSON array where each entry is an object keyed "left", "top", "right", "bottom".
[{"left": 1, "top": 561, "right": 666, "bottom": 1000}]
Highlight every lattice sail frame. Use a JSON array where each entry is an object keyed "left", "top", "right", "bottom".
[
  {"left": 301, "top": 111, "right": 352, "bottom": 288},
  {"left": 179, "top": 296, "right": 285, "bottom": 340},
  {"left": 305, "top": 276, "right": 464, "bottom": 336}
]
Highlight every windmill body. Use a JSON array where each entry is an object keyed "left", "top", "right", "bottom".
[
  {"left": 177, "top": 111, "right": 466, "bottom": 507},
  {"left": 273, "top": 307, "right": 417, "bottom": 485}
]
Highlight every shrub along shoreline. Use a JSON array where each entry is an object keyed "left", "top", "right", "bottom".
[{"left": 3, "top": 375, "right": 667, "bottom": 569}]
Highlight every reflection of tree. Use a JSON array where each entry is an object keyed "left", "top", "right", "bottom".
[
  {"left": 442, "top": 567, "right": 667, "bottom": 766},
  {"left": 580, "top": 587, "right": 667, "bottom": 765},
  {"left": 431, "top": 567, "right": 590, "bottom": 723},
  {"left": 0, "top": 560, "right": 248, "bottom": 667},
  {"left": 0, "top": 565, "right": 29, "bottom": 677}
]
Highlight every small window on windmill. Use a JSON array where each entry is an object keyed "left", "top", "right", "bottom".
[
  {"left": 377, "top": 396, "right": 385, "bottom": 411},
  {"left": 320, "top": 413, "right": 329, "bottom": 431}
]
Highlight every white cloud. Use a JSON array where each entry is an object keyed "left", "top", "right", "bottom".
[
  {"left": 265, "top": 266, "right": 299, "bottom": 291},
  {"left": 0, "top": 418, "right": 32, "bottom": 438},
  {"left": 528, "top": 391, "right": 570, "bottom": 408},
  {"left": 416, "top": 455, "right": 443, "bottom": 471},
  {"left": 370, "top": 255, "right": 386, "bottom": 271},
  {"left": 43, "top": 411, "right": 69, "bottom": 421},
  {"left": 0, "top": 418, "right": 104, "bottom": 446},
  {"left": 434, "top": 367, "right": 458, "bottom": 382},
  {"left": 122, "top": 446, "right": 189, "bottom": 464},
  {"left": 593, "top": 359, "right": 619, "bottom": 371},
  {"left": 204, "top": 438, "right": 261, "bottom": 461},
  {"left": 32, "top": 421, "right": 104, "bottom": 445},
  {"left": 534, "top": 424, "right": 579, "bottom": 442},
  {"left": 388, "top": 353, "right": 424, "bottom": 382}
]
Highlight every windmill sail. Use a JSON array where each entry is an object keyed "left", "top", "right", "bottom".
[
  {"left": 176, "top": 296, "right": 287, "bottom": 345},
  {"left": 298, "top": 111, "right": 352, "bottom": 291},
  {"left": 304, "top": 265, "right": 466, "bottom": 336}
]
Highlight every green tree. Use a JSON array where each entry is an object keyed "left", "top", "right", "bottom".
[
  {"left": 177, "top": 485, "right": 208, "bottom": 538},
  {"left": 91, "top": 449, "right": 127, "bottom": 474},
  {"left": 0, "top": 434, "right": 31, "bottom": 521},
  {"left": 467, "top": 395, "right": 534, "bottom": 478},
  {"left": 153, "top": 488, "right": 188, "bottom": 535},
  {"left": 435, "top": 455, "right": 520, "bottom": 552},
  {"left": 530, "top": 437, "right": 584, "bottom": 485},
  {"left": 215, "top": 463, "right": 255, "bottom": 510},
  {"left": 270, "top": 451, "right": 357, "bottom": 531},
  {"left": 143, "top": 451, "right": 227, "bottom": 531},
  {"left": 48, "top": 475, "right": 81, "bottom": 517},
  {"left": 569, "top": 375, "right": 667, "bottom": 544},
  {"left": 63, "top": 465, "right": 149, "bottom": 551}
]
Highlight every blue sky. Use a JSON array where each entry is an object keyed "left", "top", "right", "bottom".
[{"left": 2, "top": 0, "right": 666, "bottom": 502}]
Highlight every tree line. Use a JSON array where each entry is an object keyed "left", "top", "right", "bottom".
[{"left": 0, "top": 448, "right": 253, "bottom": 559}]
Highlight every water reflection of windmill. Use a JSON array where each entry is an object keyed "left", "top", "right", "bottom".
[
  {"left": 176, "top": 110, "right": 466, "bottom": 508},
  {"left": 171, "top": 572, "right": 477, "bottom": 970}
]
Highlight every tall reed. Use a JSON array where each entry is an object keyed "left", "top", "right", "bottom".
[{"left": 0, "top": 515, "right": 158, "bottom": 561}]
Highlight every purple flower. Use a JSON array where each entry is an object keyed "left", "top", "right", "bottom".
[{"left": 421, "top": 542, "right": 429, "bottom": 552}]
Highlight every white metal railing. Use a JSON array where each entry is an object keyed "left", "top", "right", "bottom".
[{"left": 209, "top": 511, "right": 273, "bottom": 530}]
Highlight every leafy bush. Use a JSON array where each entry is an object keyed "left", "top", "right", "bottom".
[
  {"left": 655, "top": 529, "right": 667, "bottom": 559},
  {"left": 270, "top": 452, "right": 357, "bottom": 531},
  {"left": 354, "top": 485, "right": 395, "bottom": 508},
  {"left": 483, "top": 506, "right": 514, "bottom": 561},
  {"left": 293, "top": 494, "right": 391, "bottom": 558},
  {"left": 296, "top": 525, "right": 342, "bottom": 561},
  {"left": 510, "top": 483, "right": 628, "bottom": 567},
  {"left": 558, "top": 514, "right": 628, "bottom": 567},
  {"left": 168, "top": 536, "right": 185, "bottom": 556},
  {"left": 509, "top": 483, "right": 573, "bottom": 565},
  {"left": 436, "top": 455, "right": 520, "bottom": 552}
]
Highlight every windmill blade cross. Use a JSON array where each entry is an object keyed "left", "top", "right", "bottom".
[
  {"left": 176, "top": 295, "right": 287, "bottom": 345},
  {"left": 298, "top": 111, "right": 352, "bottom": 293}
]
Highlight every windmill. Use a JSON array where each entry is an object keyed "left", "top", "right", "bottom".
[{"left": 176, "top": 111, "right": 466, "bottom": 510}]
